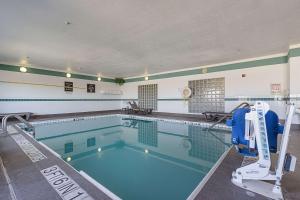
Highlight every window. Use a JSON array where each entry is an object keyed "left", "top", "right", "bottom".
[
  {"left": 188, "top": 77, "right": 225, "bottom": 113},
  {"left": 138, "top": 84, "right": 158, "bottom": 110}
]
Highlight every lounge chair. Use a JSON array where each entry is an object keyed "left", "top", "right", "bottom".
[
  {"left": 129, "top": 101, "right": 153, "bottom": 115},
  {"left": 203, "top": 111, "right": 232, "bottom": 122}
]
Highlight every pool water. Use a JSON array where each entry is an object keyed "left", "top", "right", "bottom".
[{"left": 34, "top": 115, "right": 230, "bottom": 200}]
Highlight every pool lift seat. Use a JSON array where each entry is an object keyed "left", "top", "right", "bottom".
[{"left": 226, "top": 101, "right": 297, "bottom": 200}]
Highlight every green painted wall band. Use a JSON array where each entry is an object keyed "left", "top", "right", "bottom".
[
  {"left": 126, "top": 56, "right": 288, "bottom": 82},
  {"left": 0, "top": 98, "right": 137, "bottom": 102},
  {"left": 224, "top": 97, "right": 290, "bottom": 101},
  {"left": 288, "top": 47, "right": 300, "bottom": 58},
  {"left": 1, "top": 48, "right": 299, "bottom": 83},
  {"left": 0, "top": 64, "right": 115, "bottom": 83},
  {"left": 0, "top": 98, "right": 122, "bottom": 102},
  {"left": 0, "top": 97, "right": 294, "bottom": 102}
]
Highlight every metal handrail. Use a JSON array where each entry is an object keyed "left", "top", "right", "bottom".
[
  {"left": 1, "top": 114, "right": 35, "bottom": 136},
  {"left": 207, "top": 102, "right": 250, "bottom": 130}
]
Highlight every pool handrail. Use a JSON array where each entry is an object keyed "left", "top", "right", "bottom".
[
  {"left": 1, "top": 114, "right": 35, "bottom": 137},
  {"left": 207, "top": 102, "right": 250, "bottom": 130}
]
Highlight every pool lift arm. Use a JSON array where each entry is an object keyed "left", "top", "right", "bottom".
[{"left": 231, "top": 102, "right": 297, "bottom": 200}]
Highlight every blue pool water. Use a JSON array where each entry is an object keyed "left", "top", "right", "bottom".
[{"left": 33, "top": 115, "right": 230, "bottom": 200}]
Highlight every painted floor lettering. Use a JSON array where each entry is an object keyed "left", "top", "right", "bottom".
[
  {"left": 41, "top": 165, "right": 94, "bottom": 200},
  {"left": 11, "top": 134, "right": 46, "bottom": 162}
]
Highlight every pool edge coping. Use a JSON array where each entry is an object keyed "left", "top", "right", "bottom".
[
  {"left": 26, "top": 113, "right": 231, "bottom": 131},
  {"left": 14, "top": 124, "right": 122, "bottom": 200},
  {"left": 187, "top": 146, "right": 232, "bottom": 200},
  {"left": 16, "top": 114, "right": 232, "bottom": 200}
]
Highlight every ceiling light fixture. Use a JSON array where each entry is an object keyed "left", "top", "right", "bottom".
[
  {"left": 20, "top": 66, "right": 27, "bottom": 73},
  {"left": 97, "top": 77, "right": 101, "bottom": 81},
  {"left": 66, "top": 73, "right": 71, "bottom": 78},
  {"left": 145, "top": 76, "right": 149, "bottom": 81}
]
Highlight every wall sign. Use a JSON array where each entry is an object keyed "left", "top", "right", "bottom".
[
  {"left": 64, "top": 82, "right": 73, "bottom": 92},
  {"left": 87, "top": 84, "right": 95, "bottom": 93},
  {"left": 271, "top": 83, "right": 281, "bottom": 95}
]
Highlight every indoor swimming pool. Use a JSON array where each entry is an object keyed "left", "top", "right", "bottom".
[{"left": 31, "top": 115, "right": 231, "bottom": 200}]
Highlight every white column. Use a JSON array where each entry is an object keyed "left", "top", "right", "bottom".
[{"left": 288, "top": 44, "right": 300, "bottom": 124}]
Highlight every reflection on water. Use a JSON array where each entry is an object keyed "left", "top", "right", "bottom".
[
  {"left": 137, "top": 120, "right": 158, "bottom": 147},
  {"left": 188, "top": 126, "right": 227, "bottom": 162},
  {"left": 34, "top": 116, "right": 230, "bottom": 200}
]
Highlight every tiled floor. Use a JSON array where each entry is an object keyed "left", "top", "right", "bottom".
[
  {"left": 0, "top": 127, "right": 112, "bottom": 200},
  {"left": 1, "top": 111, "right": 300, "bottom": 200}
]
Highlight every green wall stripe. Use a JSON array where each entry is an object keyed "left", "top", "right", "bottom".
[
  {"left": 0, "top": 97, "right": 294, "bottom": 102},
  {"left": 224, "top": 97, "right": 290, "bottom": 101},
  {"left": 288, "top": 47, "right": 300, "bottom": 58},
  {"left": 0, "top": 50, "right": 296, "bottom": 84},
  {"left": 0, "top": 99, "right": 122, "bottom": 102},
  {"left": 126, "top": 56, "right": 288, "bottom": 82},
  {"left": 158, "top": 98, "right": 185, "bottom": 101},
  {"left": 0, "top": 64, "right": 115, "bottom": 83}
]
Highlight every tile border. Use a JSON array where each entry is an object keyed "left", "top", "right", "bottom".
[
  {"left": 20, "top": 114, "right": 230, "bottom": 131},
  {"left": 0, "top": 97, "right": 295, "bottom": 102}
]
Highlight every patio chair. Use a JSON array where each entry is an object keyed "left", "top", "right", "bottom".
[{"left": 129, "top": 101, "right": 152, "bottom": 115}]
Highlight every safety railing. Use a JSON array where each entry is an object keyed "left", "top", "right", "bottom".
[
  {"left": 207, "top": 102, "right": 250, "bottom": 130},
  {"left": 1, "top": 114, "right": 35, "bottom": 137}
]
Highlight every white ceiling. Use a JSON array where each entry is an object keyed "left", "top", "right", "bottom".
[{"left": 1, "top": 0, "right": 300, "bottom": 78}]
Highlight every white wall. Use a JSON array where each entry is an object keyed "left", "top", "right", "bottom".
[
  {"left": 121, "top": 63, "right": 289, "bottom": 120},
  {"left": 0, "top": 70, "right": 122, "bottom": 114},
  {"left": 1, "top": 52, "right": 297, "bottom": 123},
  {"left": 289, "top": 56, "right": 300, "bottom": 123}
]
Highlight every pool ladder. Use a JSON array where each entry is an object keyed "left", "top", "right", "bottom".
[
  {"left": 207, "top": 102, "right": 250, "bottom": 130},
  {"left": 1, "top": 114, "right": 35, "bottom": 136}
]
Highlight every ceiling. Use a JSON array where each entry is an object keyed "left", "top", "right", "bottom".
[{"left": 1, "top": 0, "right": 300, "bottom": 78}]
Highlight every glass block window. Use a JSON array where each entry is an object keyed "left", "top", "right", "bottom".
[
  {"left": 188, "top": 77, "right": 225, "bottom": 113},
  {"left": 138, "top": 84, "right": 158, "bottom": 110}
]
